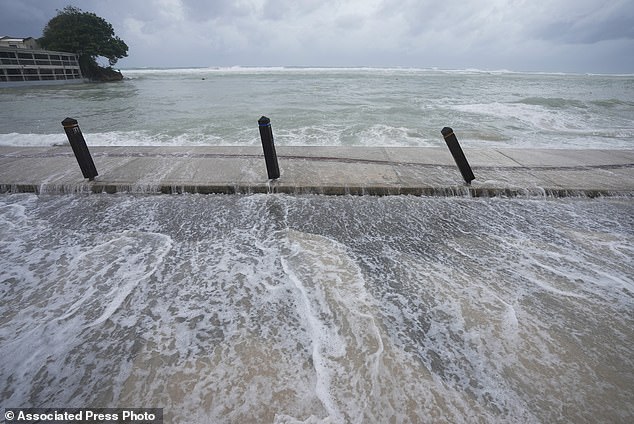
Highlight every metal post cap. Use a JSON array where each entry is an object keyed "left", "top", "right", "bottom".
[
  {"left": 441, "top": 127, "right": 454, "bottom": 137},
  {"left": 62, "top": 117, "right": 78, "bottom": 128},
  {"left": 258, "top": 116, "right": 271, "bottom": 126}
]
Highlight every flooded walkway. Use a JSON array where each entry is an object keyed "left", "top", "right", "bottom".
[{"left": 1, "top": 146, "right": 633, "bottom": 196}]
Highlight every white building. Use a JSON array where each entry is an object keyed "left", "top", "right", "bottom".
[
  {"left": 0, "top": 36, "right": 40, "bottom": 50},
  {"left": 0, "top": 36, "right": 84, "bottom": 86}
]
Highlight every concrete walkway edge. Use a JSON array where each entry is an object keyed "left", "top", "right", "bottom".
[{"left": 1, "top": 146, "right": 633, "bottom": 197}]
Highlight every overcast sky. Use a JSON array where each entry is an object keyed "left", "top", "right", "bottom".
[{"left": 1, "top": 0, "right": 633, "bottom": 73}]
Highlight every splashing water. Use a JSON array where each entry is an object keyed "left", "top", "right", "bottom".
[
  {"left": 1, "top": 193, "right": 632, "bottom": 423},
  {"left": 1, "top": 68, "right": 633, "bottom": 150}
]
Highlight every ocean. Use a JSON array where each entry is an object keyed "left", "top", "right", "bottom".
[
  {"left": 1, "top": 67, "right": 633, "bottom": 149},
  {"left": 1, "top": 68, "right": 633, "bottom": 423}
]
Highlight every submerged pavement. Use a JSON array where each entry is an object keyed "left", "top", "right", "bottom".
[{"left": 0, "top": 145, "right": 633, "bottom": 197}]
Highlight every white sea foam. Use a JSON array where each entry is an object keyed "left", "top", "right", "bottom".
[
  {"left": 449, "top": 101, "right": 634, "bottom": 148},
  {"left": 1, "top": 69, "right": 632, "bottom": 149},
  {"left": 279, "top": 229, "right": 386, "bottom": 422},
  {"left": 121, "top": 66, "right": 605, "bottom": 77},
  {"left": 0, "top": 131, "right": 249, "bottom": 147},
  {"left": 453, "top": 102, "right": 584, "bottom": 133},
  {"left": 0, "top": 132, "right": 69, "bottom": 147},
  {"left": 1, "top": 181, "right": 633, "bottom": 422},
  {"left": 122, "top": 66, "right": 435, "bottom": 76},
  {"left": 0, "top": 125, "right": 439, "bottom": 148}
]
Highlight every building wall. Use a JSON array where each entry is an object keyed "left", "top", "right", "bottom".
[
  {"left": 0, "top": 37, "right": 40, "bottom": 50},
  {"left": 0, "top": 47, "right": 83, "bottom": 83}
]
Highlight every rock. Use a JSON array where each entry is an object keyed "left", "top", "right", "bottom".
[{"left": 88, "top": 66, "right": 124, "bottom": 82}]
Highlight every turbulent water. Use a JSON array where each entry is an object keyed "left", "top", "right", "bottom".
[
  {"left": 1, "top": 67, "right": 633, "bottom": 149},
  {"left": 1, "top": 193, "right": 633, "bottom": 423},
  {"left": 1, "top": 68, "right": 634, "bottom": 423}
]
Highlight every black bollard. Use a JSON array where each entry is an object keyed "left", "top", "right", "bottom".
[
  {"left": 61, "top": 117, "right": 98, "bottom": 181},
  {"left": 258, "top": 116, "right": 280, "bottom": 180},
  {"left": 441, "top": 127, "right": 475, "bottom": 185}
]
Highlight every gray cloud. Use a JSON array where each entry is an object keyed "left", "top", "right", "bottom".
[
  {"left": 179, "top": 0, "right": 252, "bottom": 23},
  {"left": 1, "top": 0, "right": 632, "bottom": 72},
  {"left": 538, "top": 7, "right": 634, "bottom": 44},
  {"left": 0, "top": 0, "right": 66, "bottom": 37}
]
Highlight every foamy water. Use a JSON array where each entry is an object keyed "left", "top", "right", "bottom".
[
  {"left": 2, "top": 67, "right": 633, "bottom": 423},
  {"left": 1, "top": 193, "right": 632, "bottom": 423},
  {"left": 1, "top": 67, "right": 633, "bottom": 149}
]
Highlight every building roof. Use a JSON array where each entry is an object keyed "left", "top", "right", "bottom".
[{"left": 0, "top": 36, "right": 35, "bottom": 41}]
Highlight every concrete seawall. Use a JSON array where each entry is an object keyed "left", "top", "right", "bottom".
[{"left": 1, "top": 146, "right": 633, "bottom": 197}]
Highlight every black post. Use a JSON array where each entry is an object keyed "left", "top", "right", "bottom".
[
  {"left": 258, "top": 116, "right": 280, "bottom": 180},
  {"left": 61, "top": 117, "right": 98, "bottom": 181},
  {"left": 441, "top": 127, "right": 475, "bottom": 185}
]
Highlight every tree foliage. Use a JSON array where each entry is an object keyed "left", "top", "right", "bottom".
[{"left": 39, "top": 6, "right": 128, "bottom": 78}]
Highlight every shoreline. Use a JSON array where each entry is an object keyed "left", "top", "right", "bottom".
[{"left": 1, "top": 146, "right": 633, "bottom": 197}]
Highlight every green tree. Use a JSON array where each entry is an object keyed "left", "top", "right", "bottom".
[{"left": 39, "top": 6, "right": 128, "bottom": 80}]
